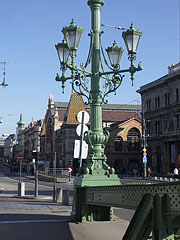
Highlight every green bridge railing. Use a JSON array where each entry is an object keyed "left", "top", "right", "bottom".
[{"left": 72, "top": 181, "right": 180, "bottom": 240}]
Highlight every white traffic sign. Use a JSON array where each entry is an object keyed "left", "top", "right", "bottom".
[
  {"left": 18, "top": 155, "right": 23, "bottom": 161},
  {"left": 77, "top": 110, "right": 89, "bottom": 124},
  {"left": 74, "top": 140, "right": 88, "bottom": 159},
  {"left": 143, "top": 156, "right": 147, "bottom": 163},
  {"left": 76, "top": 124, "right": 88, "bottom": 137}
]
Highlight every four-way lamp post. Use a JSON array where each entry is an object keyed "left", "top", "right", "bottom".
[{"left": 55, "top": 0, "right": 142, "bottom": 221}]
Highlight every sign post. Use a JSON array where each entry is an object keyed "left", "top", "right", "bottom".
[
  {"left": 18, "top": 154, "right": 23, "bottom": 183},
  {"left": 76, "top": 110, "right": 89, "bottom": 169},
  {"left": 32, "top": 150, "right": 38, "bottom": 197},
  {"left": 68, "top": 167, "right": 72, "bottom": 182},
  {"left": 143, "top": 148, "right": 147, "bottom": 178},
  {"left": 53, "top": 152, "right": 57, "bottom": 202},
  {"left": 18, "top": 154, "right": 25, "bottom": 196}
]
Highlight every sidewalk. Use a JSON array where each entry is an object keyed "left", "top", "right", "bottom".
[
  {"left": 0, "top": 172, "right": 71, "bottom": 217},
  {"left": 0, "top": 172, "right": 130, "bottom": 240}
]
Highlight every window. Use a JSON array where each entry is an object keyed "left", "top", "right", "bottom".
[
  {"left": 176, "top": 115, "right": 180, "bottom": 128},
  {"left": 176, "top": 88, "right": 179, "bottom": 102},
  {"left": 146, "top": 121, "right": 151, "bottom": 135},
  {"left": 165, "top": 93, "right": 170, "bottom": 106},
  {"left": 164, "top": 119, "right": 167, "bottom": 130},
  {"left": 164, "top": 118, "right": 170, "bottom": 130},
  {"left": 155, "top": 121, "right": 160, "bottom": 134},
  {"left": 146, "top": 99, "right": 151, "bottom": 111},
  {"left": 155, "top": 96, "right": 160, "bottom": 109},
  {"left": 127, "top": 128, "right": 141, "bottom": 152},
  {"left": 114, "top": 136, "right": 123, "bottom": 152}
]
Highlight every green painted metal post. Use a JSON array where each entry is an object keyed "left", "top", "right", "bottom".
[
  {"left": 74, "top": 0, "right": 120, "bottom": 186},
  {"left": 161, "top": 194, "right": 174, "bottom": 239},
  {"left": 152, "top": 194, "right": 175, "bottom": 240},
  {"left": 123, "top": 193, "right": 152, "bottom": 240},
  {"left": 72, "top": 0, "right": 121, "bottom": 221},
  {"left": 153, "top": 194, "right": 162, "bottom": 240}
]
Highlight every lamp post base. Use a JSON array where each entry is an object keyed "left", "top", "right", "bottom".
[
  {"left": 74, "top": 172, "right": 121, "bottom": 187},
  {"left": 71, "top": 172, "right": 121, "bottom": 222}
]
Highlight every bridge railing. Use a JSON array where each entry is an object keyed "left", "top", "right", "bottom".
[
  {"left": 38, "top": 168, "right": 69, "bottom": 177},
  {"left": 72, "top": 181, "right": 180, "bottom": 239}
]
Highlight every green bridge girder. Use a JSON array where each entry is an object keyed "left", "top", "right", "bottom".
[{"left": 72, "top": 181, "right": 180, "bottom": 240}]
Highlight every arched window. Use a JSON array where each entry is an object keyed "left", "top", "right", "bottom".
[
  {"left": 127, "top": 128, "right": 141, "bottom": 151},
  {"left": 114, "top": 136, "right": 123, "bottom": 152}
]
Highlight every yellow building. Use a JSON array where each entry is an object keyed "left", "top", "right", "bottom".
[{"left": 106, "top": 116, "right": 142, "bottom": 175}]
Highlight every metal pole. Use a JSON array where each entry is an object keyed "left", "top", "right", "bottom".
[
  {"left": 79, "top": 112, "right": 85, "bottom": 169},
  {"left": 19, "top": 160, "right": 22, "bottom": 183},
  {"left": 144, "top": 162, "right": 147, "bottom": 178},
  {"left": 85, "top": 0, "right": 108, "bottom": 173},
  {"left": 34, "top": 151, "right": 38, "bottom": 197},
  {"left": 69, "top": 171, "right": 71, "bottom": 182},
  {"left": 143, "top": 118, "right": 147, "bottom": 178},
  {"left": 34, "top": 164, "right": 38, "bottom": 197},
  {"left": 53, "top": 152, "right": 57, "bottom": 202}
]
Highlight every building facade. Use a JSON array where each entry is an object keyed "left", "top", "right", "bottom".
[
  {"left": 137, "top": 62, "right": 180, "bottom": 174},
  {"left": 106, "top": 116, "right": 142, "bottom": 174},
  {"left": 18, "top": 119, "right": 43, "bottom": 162},
  {"left": 40, "top": 95, "right": 67, "bottom": 167},
  {"left": 0, "top": 134, "right": 14, "bottom": 161},
  {"left": 40, "top": 93, "right": 142, "bottom": 170},
  {"left": 4, "top": 134, "right": 16, "bottom": 161}
]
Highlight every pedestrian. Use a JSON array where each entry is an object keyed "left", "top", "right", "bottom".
[
  {"left": 174, "top": 167, "right": 179, "bottom": 178},
  {"left": 147, "top": 167, "right": 151, "bottom": 177}
]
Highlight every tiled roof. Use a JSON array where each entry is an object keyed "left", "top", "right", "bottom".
[
  {"left": 64, "top": 93, "right": 86, "bottom": 124},
  {"left": 53, "top": 95, "right": 141, "bottom": 124},
  {"left": 56, "top": 109, "right": 140, "bottom": 123},
  {"left": 54, "top": 102, "right": 140, "bottom": 112},
  {"left": 102, "top": 111, "right": 140, "bottom": 122},
  {"left": 57, "top": 110, "right": 67, "bottom": 121}
]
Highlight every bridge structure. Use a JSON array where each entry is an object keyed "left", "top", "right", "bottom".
[{"left": 72, "top": 181, "right": 180, "bottom": 239}]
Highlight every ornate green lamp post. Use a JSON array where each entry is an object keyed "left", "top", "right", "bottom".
[{"left": 56, "top": 0, "right": 142, "bottom": 221}]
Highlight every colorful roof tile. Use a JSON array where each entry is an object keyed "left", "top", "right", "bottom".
[{"left": 64, "top": 93, "right": 86, "bottom": 124}]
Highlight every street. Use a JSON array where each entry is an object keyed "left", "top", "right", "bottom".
[{"left": 0, "top": 164, "right": 134, "bottom": 240}]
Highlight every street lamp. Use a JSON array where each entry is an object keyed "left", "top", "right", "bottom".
[
  {"left": 55, "top": 40, "right": 69, "bottom": 65},
  {"left": 55, "top": 40, "right": 69, "bottom": 93},
  {"left": 122, "top": 23, "right": 142, "bottom": 55},
  {"left": 55, "top": 0, "right": 142, "bottom": 188},
  {"left": 106, "top": 41, "right": 124, "bottom": 68},
  {"left": 62, "top": 19, "right": 84, "bottom": 51}
]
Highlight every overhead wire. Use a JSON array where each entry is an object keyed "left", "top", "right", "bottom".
[{"left": 101, "top": 23, "right": 180, "bottom": 41}]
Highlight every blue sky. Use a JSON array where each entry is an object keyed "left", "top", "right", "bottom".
[{"left": 0, "top": 0, "right": 179, "bottom": 135}]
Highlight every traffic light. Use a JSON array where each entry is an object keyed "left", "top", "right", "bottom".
[
  {"left": 32, "top": 150, "right": 37, "bottom": 161},
  {"left": 68, "top": 157, "right": 73, "bottom": 167}
]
